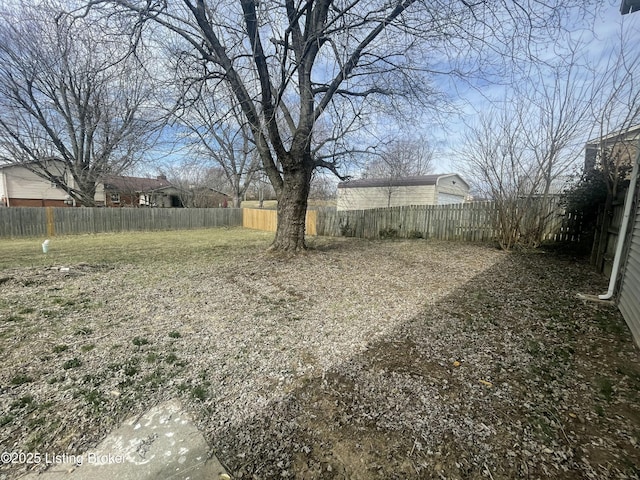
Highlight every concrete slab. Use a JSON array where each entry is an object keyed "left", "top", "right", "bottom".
[{"left": 18, "top": 399, "right": 229, "bottom": 480}]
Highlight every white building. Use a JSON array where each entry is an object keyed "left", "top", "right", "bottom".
[{"left": 337, "top": 174, "right": 470, "bottom": 211}]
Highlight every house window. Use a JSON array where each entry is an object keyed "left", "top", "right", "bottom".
[{"left": 110, "top": 193, "right": 120, "bottom": 203}]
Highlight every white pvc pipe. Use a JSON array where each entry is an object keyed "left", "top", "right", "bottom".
[{"left": 599, "top": 139, "right": 640, "bottom": 300}]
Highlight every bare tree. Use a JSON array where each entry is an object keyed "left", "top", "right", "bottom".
[
  {"left": 0, "top": 1, "right": 161, "bottom": 206},
  {"left": 309, "top": 172, "right": 337, "bottom": 203},
  {"left": 509, "top": 46, "right": 596, "bottom": 245},
  {"left": 81, "top": 0, "right": 591, "bottom": 250},
  {"left": 162, "top": 159, "right": 223, "bottom": 207},
  {"left": 520, "top": 46, "right": 593, "bottom": 197},
  {"left": 457, "top": 106, "right": 541, "bottom": 249},
  {"left": 584, "top": 28, "right": 640, "bottom": 269},
  {"left": 0, "top": 0, "right": 162, "bottom": 205},
  {"left": 363, "top": 137, "right": 434, "bottom": 179},
  {"left": 457, "top": 32, "right": 639, "bottom": 250},
  {"left": 172, "top": 80, "right": 261, "bottom": 208},
  {"left": 362, "top": 136, "right": 434, "bottom": 207}
]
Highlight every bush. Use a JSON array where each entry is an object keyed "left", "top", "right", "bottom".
[
  {"left": 339, "top": 221, "right": 354, "bottom": 237},
  {"left": 379, "top": 227, "right": 398, "bottom": 239}
]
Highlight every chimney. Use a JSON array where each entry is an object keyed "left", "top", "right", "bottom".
[{"left": 157, "top": 174, "right": 167, "bottom": 181}]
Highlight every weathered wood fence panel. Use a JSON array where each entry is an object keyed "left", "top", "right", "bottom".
[
  {"left": 0, "top": 207, "right": 242, "bottom": 238},
  {"left": 317, "top": 200, "right": 580, "bottom": 243},
  {"left": 0, "top": 208, "right": 49, "bottom": 237},
  {"left": 0, "top": 202, "right": 579, "bottom": 243},
  {"left": 590, "top": 196, "right": 627, "bottom": 275}
]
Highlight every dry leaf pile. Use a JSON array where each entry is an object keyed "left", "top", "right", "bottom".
[{"left": 1, "top": 237, "right": 638, "bottom": 479}]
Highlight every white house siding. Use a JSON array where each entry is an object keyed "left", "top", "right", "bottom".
[
  {"left": 619, "top": 188, "right": 640, "bottom": 348},
  {"left": 0, "top": 164, "right": 105, "bottom": 206},
  {"left": 437, "top": 192, "right": 465, "bottom": 205},
  {"left": 337, "top": 184, "right": 437, "bottom": 210},
  {"left": 94, "top": 183, "right": 105, "bottom": 205},
  {"left": 436, "top": 175, "right": 469, "bottom": 201},
  {"left": 337, "top": 174, "right": 470, "bottom": 211},
  {"left": 4, "top": 165, "right": 68, "bottom": 201}
]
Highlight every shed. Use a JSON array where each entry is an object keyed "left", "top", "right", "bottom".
[{"left": 336, "top": 174, "right": 470, "bottom": 211}]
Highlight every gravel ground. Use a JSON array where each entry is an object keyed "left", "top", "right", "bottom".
[{"left": 1, "top": 234, "right": 639, "bottom": 479}]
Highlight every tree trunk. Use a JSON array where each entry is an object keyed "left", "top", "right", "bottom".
[
  {"left": 75, "top": 181, "right": 97, "bottom": 207},
  {"left": 270, "top": 165, "right": 313, "bottom": 252}
]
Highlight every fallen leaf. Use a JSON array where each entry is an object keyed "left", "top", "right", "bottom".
[{"left": 479, "top": 380, "right": 493, "bottom": 387}]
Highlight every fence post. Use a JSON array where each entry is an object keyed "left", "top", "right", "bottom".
[{"left": 46, "top": 207, "right": 55, "bottom": 237}]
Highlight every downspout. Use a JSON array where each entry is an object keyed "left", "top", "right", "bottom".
[{"left": 598, "top": 139, "right": 640, "bottom": 300}]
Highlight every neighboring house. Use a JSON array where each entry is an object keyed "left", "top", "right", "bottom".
[
  {"left": 0, "top": 160, "right": 103, "bottom": 207},
  {"left": 620, "top": 0, "right": 640, "bottom": 14},
  {"left": 101, "top": 174, "right": 184, "bottom": 208},
  {"left": 585, "top": 124, "right": 640, "bottom": 174},
  {"left": 0, "top": 163, "right": 186, "bottom": 208},
  {"left": 337, "top": 174, "right": 470, "bottom": 211},
  {"left": 187, "top": 187, "right": 231, "bottom": 208}
]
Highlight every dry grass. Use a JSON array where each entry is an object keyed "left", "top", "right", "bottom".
[{"left": 1, "top": 229, "right": 639, "bottom": 479}]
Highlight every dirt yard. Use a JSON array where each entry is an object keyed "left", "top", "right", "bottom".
[{"left": 1, "top": 229, "right": 639, "bottom": 479}]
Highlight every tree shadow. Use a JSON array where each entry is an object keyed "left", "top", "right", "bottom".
[{"left": 212, "top": 251, "right": 639, "bottom": 479}]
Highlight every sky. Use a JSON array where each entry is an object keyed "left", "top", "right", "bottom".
[
  {"left": 2, "top": 0, "right": 638, "bottom": 189},
  {"left": 431, "top": 1, "right": 640, "bottom": 174}
]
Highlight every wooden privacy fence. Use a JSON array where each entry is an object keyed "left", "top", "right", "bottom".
[
  {"left": 242, "top": 208, "right": 317, "bottom": 236},
  {"left": 316, "top": 200, "right": 583, "bottom": 243},
  {"left": 0, "top": 202, "right": 580, "bottom": 243},
  {"left": 0, "top": 207, "right": 242, "bottom": 238},
  {"left": 317, "top": 203, "right": 496, "bottom": 240}
]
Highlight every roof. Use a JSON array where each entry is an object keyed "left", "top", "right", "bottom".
[
  {"left": 0, "top": 158, "right": 67, "bottom": 171},
  {"left": 586, "top": 124, "right": 640, "bottom": 147},
  {"left": 337, "top": 174, "right": 468, "bottom": 189},
  {"left": 191, "top": 186, "right": 231, "bottom": 197},
  {"left": 621, "top": 0, "right": 640, "bottom": 14},
  {"left": 102, "top": 175, "right": 173, "bottom": 192}
]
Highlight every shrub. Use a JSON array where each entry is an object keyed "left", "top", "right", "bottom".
[
  {"left": 132, "top": 336, "right": 150, "bottom": 347},
  {"left": 63, "top": 358, "right": 82, "bottom": 370},
  {"left": 379, "top": 227, "right": 398, "bottom": 239},
  {"left": 339, "top": 222, "right": 354, "bottom": 237}
]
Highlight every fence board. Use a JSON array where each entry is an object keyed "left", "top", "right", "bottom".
[
  {"left": 316, "top": 199, "right": 578, "bottom": 243},
  {"left": 0, "top": 207, "right": 242, "bottom": 238},
  {"left": 242, "top": 208, "right": 317, "bottom": 235},
  {"left": 1, "top": 200, "right": 582, "bottom": 244}
]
